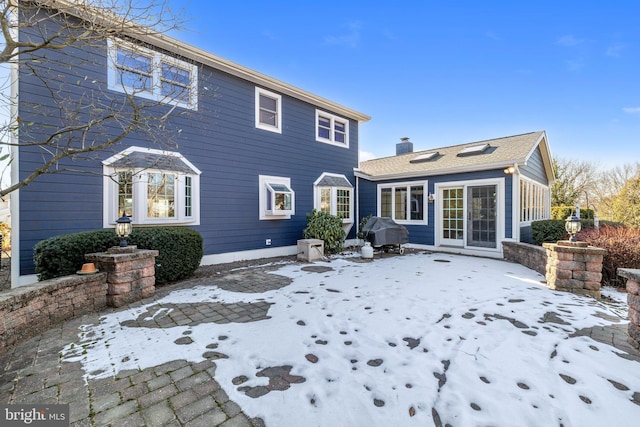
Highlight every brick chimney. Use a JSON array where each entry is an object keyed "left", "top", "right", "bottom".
[{"left": 396, "top": 137, "right": 413, "bottom": 155}]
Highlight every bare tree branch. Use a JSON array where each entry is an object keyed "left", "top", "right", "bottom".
[{"left": 0, "top": 0, "right": 195, "bottom": 197}]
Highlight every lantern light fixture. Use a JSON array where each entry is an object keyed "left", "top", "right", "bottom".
[
  {"left": 565, "top": 214, "right": 582, "bottom": 242},
  {"left": 115, "top": 214, "right": 132, "bottom": 247}
]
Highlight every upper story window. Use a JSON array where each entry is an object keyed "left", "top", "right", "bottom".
[
  {"left": 255, "top": 87, "right": 282, "bottom": 133},
  {"left": 316, "top": 110, "right": 349, "bottom": 148},
  {"left": 313, "top": 173, "right": 354, "bottom": 223},
  {"left": 103, "top": 147, "right": 201, "bottom": 227},
  {"left": 378, "top": 181, "right": 427, "bottom": 224},
  {"left": 107, "top": 39, "right": 198, "bottom": 110},
  {"left": 259, "top": 175, "right": 295, "bottom": 220}
]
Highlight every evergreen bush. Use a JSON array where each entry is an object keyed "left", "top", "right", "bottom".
[
  {"left": 302, "top": 209, "right": 346, "bottom": 254},
  {"left": 34, "top": 227, "right": 203, "bottom": 284},
  {"left": 531, "top": 220, "right": 567, "bottom": 245},
  {"left": 551, "top": 206, "right": 594, "bottom": 220}
]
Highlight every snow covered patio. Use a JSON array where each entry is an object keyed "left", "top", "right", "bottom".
[{"left": 61, "top": 251, "right": 640, "bottom": 426}]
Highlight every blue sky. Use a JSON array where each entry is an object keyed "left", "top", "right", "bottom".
[{"left": 170, "top": 0, "right": 639, "bottom": 168}]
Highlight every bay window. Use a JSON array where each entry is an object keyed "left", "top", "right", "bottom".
[
  {"left": 104, "top": 147, "right": 201, "bottom": 226},
  {"left": 313, "top": 173, "right": 354, "bottom": 223}
]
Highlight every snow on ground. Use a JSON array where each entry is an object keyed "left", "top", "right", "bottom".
[{"left": 61, "top": 252, "right": 640, "bottom": 427}]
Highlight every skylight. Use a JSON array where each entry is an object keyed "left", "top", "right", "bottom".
[
  {"left": 457, "top": 143, "right": 490, "bottom": 156},
  {"left": 410, "top": 152, "right": 439, "bottom": 163}
]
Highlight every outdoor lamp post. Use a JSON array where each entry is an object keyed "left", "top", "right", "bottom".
[
  {"left": 565, "top": 214, "right": 582, "bottom": 242},
  {"left": 115, "top": 214, "right": 132, "bottom": 247}
]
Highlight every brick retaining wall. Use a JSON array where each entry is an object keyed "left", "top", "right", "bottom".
[
  {"left": 0, "top": 273, "right": 107, "bottom": 354},
  {"left": 0, "top": 248, "right": 158, "bottom": 356},
  {"left": 618, "top": 268, "right": 640, "bottom": 349},
  {"left": 502, "top": 241, "right": 547, "bottom": 275}
]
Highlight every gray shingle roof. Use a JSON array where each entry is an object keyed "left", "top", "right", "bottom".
[
  {"left": 110, "top": 152, "right": 197, "bottom": 174},
  {"left": 357, "top": 131, "right": 549, "bottom": 179},
  {"left": 315, "top": 175, "right": 353, "bottom": 188}
]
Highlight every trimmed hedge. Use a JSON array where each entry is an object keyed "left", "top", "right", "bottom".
[
  {"left": 531, "top": 220, "right": 567, "bottom": 246},
  {"left": 34, "top": 227, "right": 203, "bottom": 284},
  {"left": 303, "top": 209, "right": 346, "bottom": 254},
  {"left": 551, "top": 206, "right": 595, "bottom": 220}
]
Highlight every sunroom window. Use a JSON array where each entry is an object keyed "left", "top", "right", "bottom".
[
  {"left": 520, "top": 178, "right": 550, "bottom": 223},
  {"left": 104, "top": 147, "right": 201, "bottom": 227}
]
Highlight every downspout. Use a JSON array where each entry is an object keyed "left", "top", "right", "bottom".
[
  {"left": 510, "top": 164, "right": 520, "bottom": 242},
  {"left": 355, "top": 175, "right": 360, "bottom": 240},
  {"left": 8, "top": 1, "right": 20, "bottom": 287}
]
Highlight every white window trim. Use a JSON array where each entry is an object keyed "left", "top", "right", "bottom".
[
  {"left": 519, "top": 176, "right": 551, "bottom": 224},
  {"left": 102, "top": 146, "right": 201, "bottom": 227},
  {"left": 107, "top": 39, "right": 198, "bottom": 110},
  {"left": 313, "top": 173, "right": 354, "bottom": 224},
  {"left": 315, "top": 110, "right": 349, "bottom": 148},
  {"left": 259, "top": 175, "right": 295, "bottom": 220},
  {"left": 433, "top": 178, "right": 505, "bottom": 252},
  {"left": 255, "top": 87, "right": 282, "bottom": 133},
  {"left": 377, "top": 180, "right": 428, "bottom": 225}
]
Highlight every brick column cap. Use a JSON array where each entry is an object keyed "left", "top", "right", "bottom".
[
  {"left": 542, "top": 242, "right": 606, "bottom": 255},
  {"left": 618, "top": 268, "right": 640, "bottom": 282},
  {"left": 85, "top": 249, "right": 159, "bottom": 263}
]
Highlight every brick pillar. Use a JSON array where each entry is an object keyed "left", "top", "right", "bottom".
[
  {"left": 85, "top": 246, "right": 159, "bottom": 308},
  {"left": 618, "top": 268, "right": 640, "bottom": 349},
  {"left": 542, "top": 241, "right": 606, "bottom": 299}
]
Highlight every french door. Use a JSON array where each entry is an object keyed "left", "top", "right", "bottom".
[
  {"left": 467, "top": 185, "right": 497, "bottom": 248},
  {"left": 439, "top": 184, "right": 498, "bottom": 249}
]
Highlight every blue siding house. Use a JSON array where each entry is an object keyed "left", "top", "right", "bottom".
[
  {"left": 9, "top": 1, "right": 369, "bottom": 285},
  {"left": 355, "top": 132, "right": 554, "bottom": 258}
]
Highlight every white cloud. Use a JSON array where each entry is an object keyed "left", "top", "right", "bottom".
[
  {"left": 623, "top": 107, "right": 640, "bottom": 116},
  {"left": 556, "top": 34, "right": 582, "bottom": 47},
  {"left": 606, "top": 43, "right": 627, "bottom": 57},
  {"left": 324, "top": 21, "right": 363, "bottom": 48},
  {"left": 359, "top": 150, "right": 376, "bottom": 162}
]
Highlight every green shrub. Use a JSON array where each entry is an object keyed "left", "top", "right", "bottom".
[
  {"left": 531, "top": 220, "right": 568, "bottom": 245},
  {"left": 34, "top": 229, "right": 119, "bottom": 281},
  {"left": 530, "top": 218, "right": 621, "bottom": 246},
  {"left": 302, "top": 209, "right": 346, "bottom": 254},
  {"left": 34, "top": 227, "right": 203, "bottom": 284},
  {"left": 551, "top": 206, "right": 595, "bottom": 220},
  {"left": 130, "top": 227, "right": 203, "bottom": 284},
  {"left": 579, "top": 225, "right": 640, "bottom": 287}
]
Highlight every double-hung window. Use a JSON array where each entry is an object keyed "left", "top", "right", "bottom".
[
  {"left": 108, "top": 39, "right": 198, "bottom": 110},
  {"left": 104, "top": 147, "right": 201, "bottom": 227},
  {"left": 313, "top": 173, "right": 354, "bottom": 223},
  {"left": 259, "top": 175, "right": 295, "bottom": 220},
  {"left": 316, "top": 110, "right": 349, "bottom": 148},
  {"left": 255, "top": 87, "right": 282, "bottom": 133},
  {"left": 378, "top": 181, "right": 427, "bottom": 224}
]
